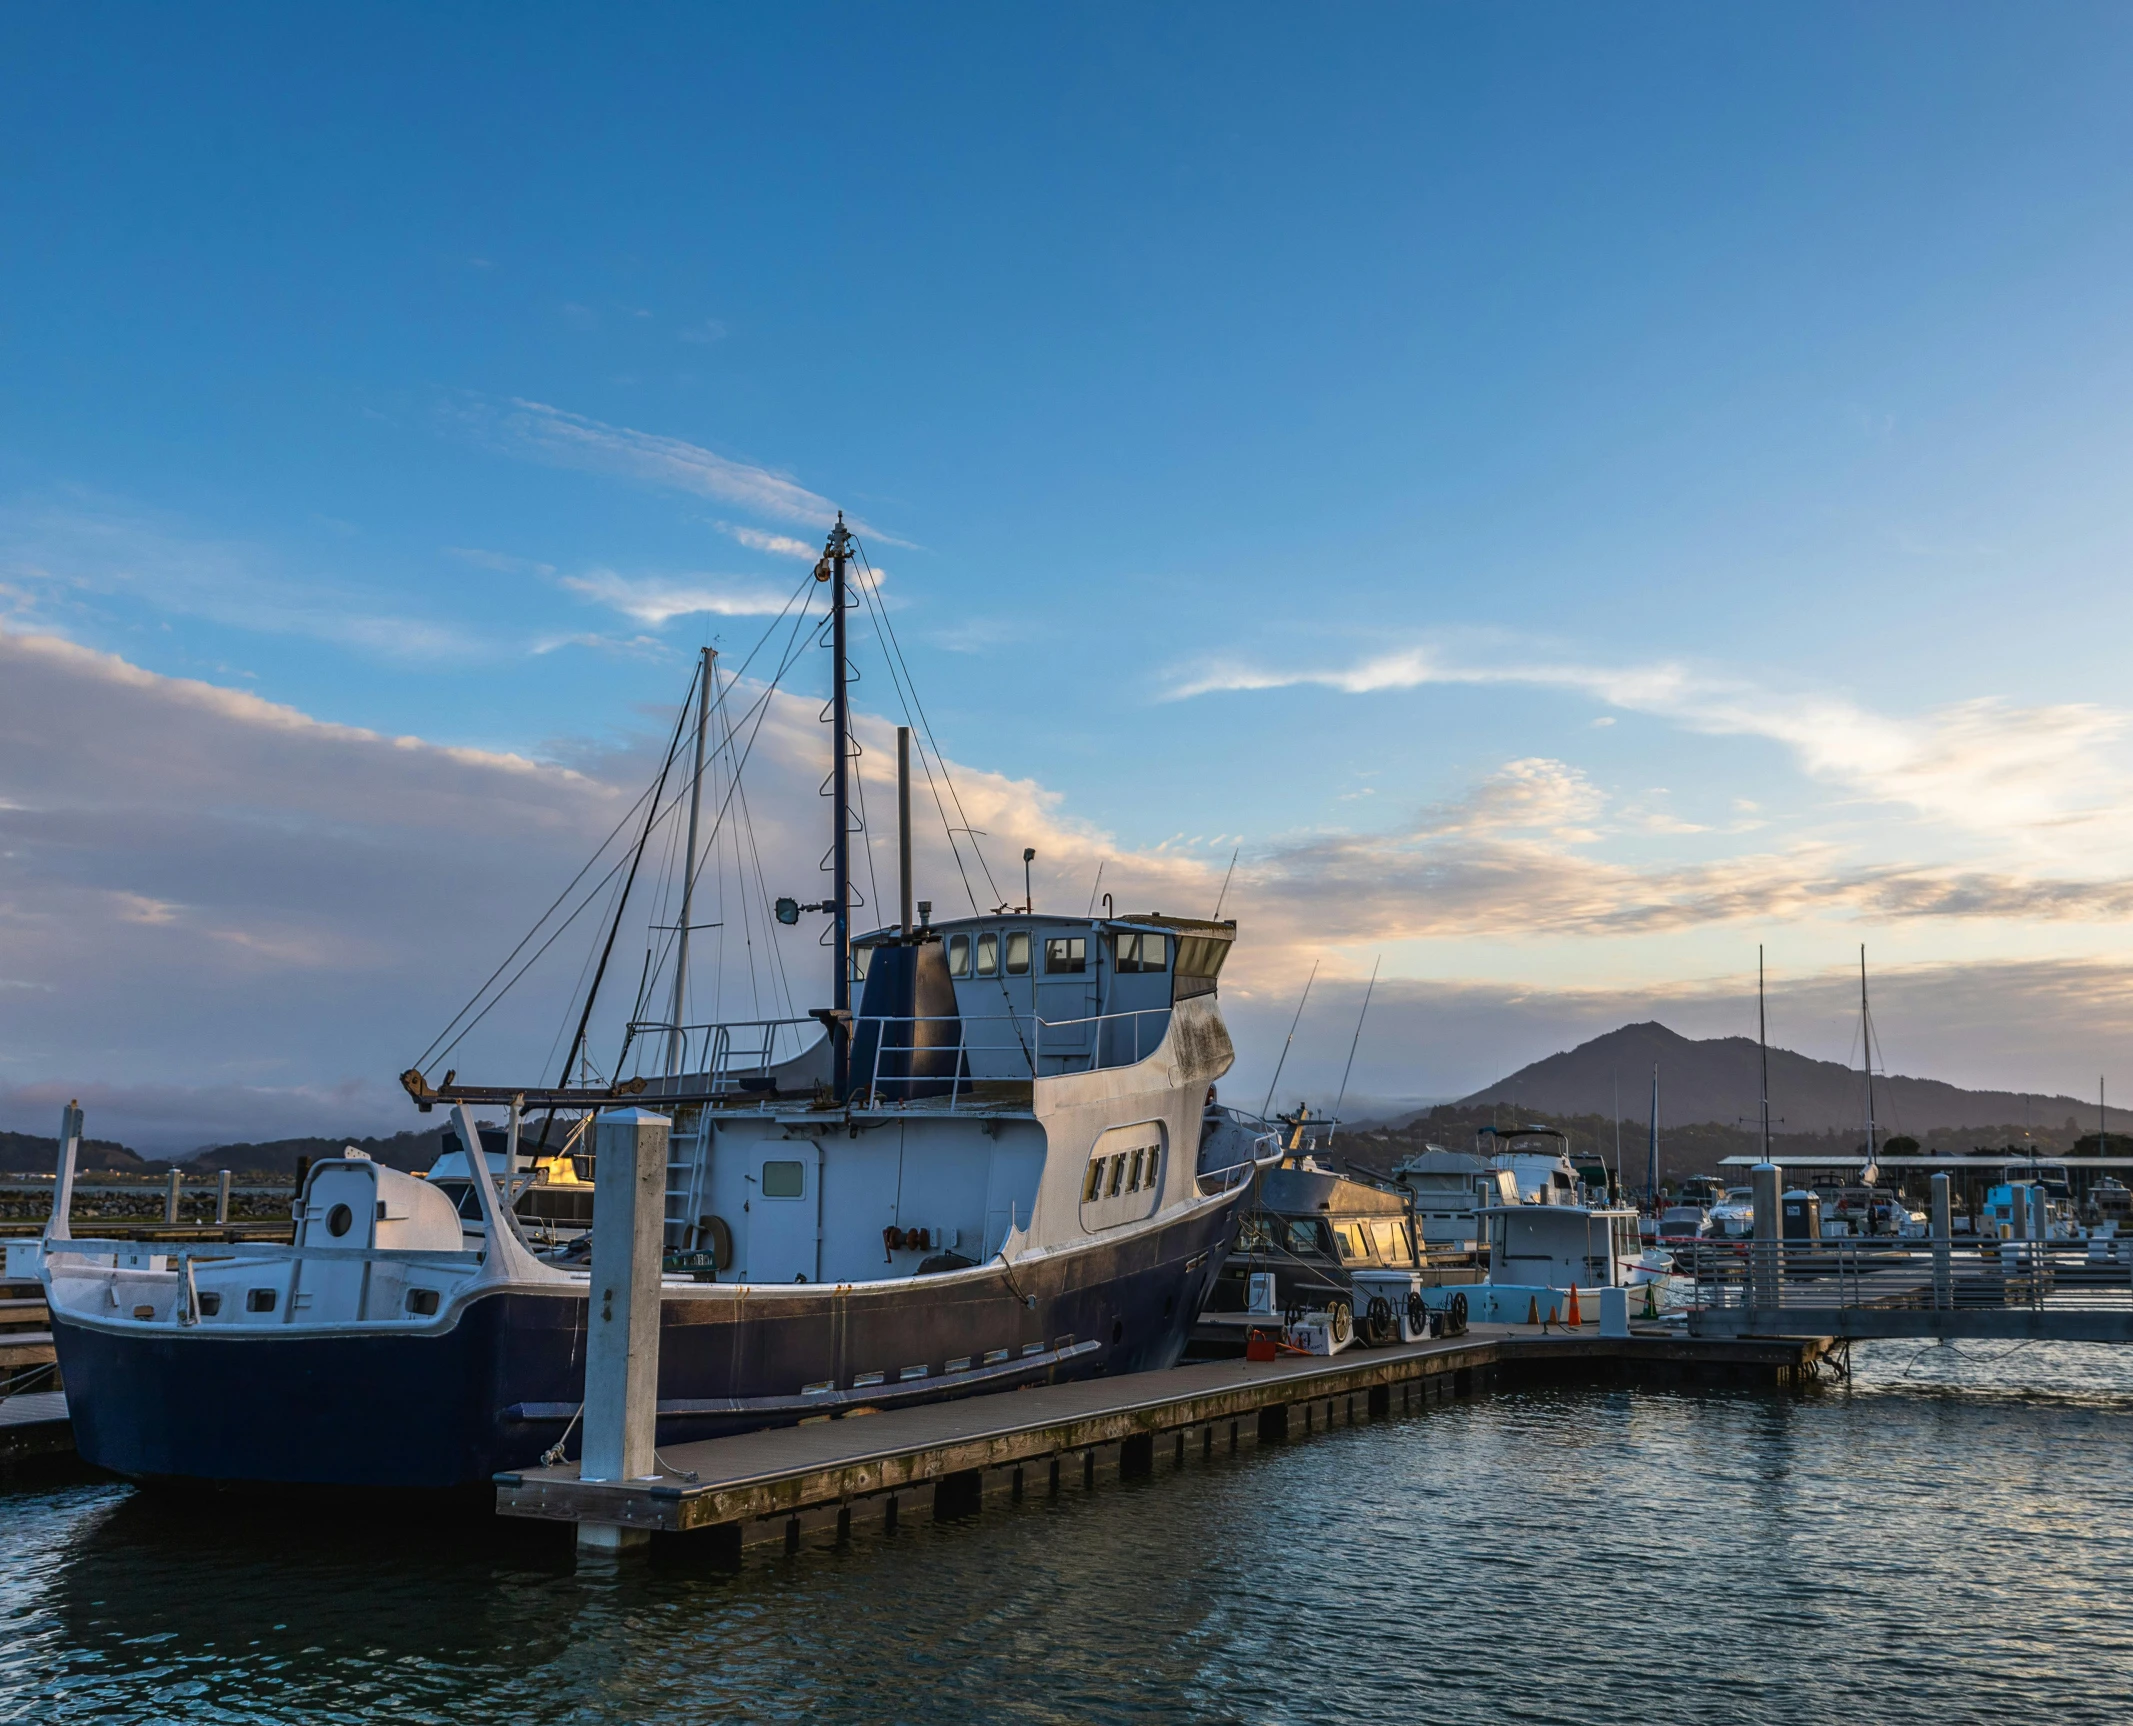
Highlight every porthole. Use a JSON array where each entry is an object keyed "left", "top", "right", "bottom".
[{"left": 326, "top": 1203, "right": 353, "bottom": 1238}]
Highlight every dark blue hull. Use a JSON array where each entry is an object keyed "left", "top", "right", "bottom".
[{"left": 53, "top": 1194, "right": 1243, "bottom": 1492}]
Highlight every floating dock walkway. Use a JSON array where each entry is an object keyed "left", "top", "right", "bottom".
[{"left": 497, "top": 1324, "right": 1833, "bottom": 1557}]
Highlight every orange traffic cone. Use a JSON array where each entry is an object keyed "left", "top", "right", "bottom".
[
  {"left": 1525, "top": 1294, "right": 1540, "bottom": 1326},
  {"left": 1567, "top": 1284, "right": 1583, "bottom": 1327}
]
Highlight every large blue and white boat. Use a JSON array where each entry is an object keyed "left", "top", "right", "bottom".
[{"left": 36, "top": 517, "right": 1268, "bottom": 1491}]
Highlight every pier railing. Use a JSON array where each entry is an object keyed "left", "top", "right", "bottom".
[{"left": 1671, "top": 1234, "right": 2133, "bottom": 1340}]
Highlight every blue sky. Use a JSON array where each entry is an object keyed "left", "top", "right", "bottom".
[{"left": 6, "top": 5, "right": 2133, "bottom": 1147}]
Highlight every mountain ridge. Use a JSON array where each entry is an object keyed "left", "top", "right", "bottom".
[{"left": 1461, "top": 1021, "right": 2095, "bottom": 1136}]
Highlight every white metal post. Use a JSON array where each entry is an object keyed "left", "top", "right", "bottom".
[
  {"left": 578, "top": 1107, "right": 671, "bottom": 1553},
  {"left": 1930, "top": 1172, "right": 1952, "bottom": 1309},
  {"left": 1750, "top": 1161, "right": 1780, "bottom": 1314},
  {"left": 45, "top": 1100, "right": 83, "bottom": 1243},
  {"left": 216, "top": 1169, "right": 232, "bottom": 1227},
  {"left": 164, "top": 1169, "right": 182, "bottom": 1225}
]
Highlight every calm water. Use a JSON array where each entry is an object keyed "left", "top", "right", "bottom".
[{"left": 6, "top": 1341, "right": 2131, "bottom": 1725}]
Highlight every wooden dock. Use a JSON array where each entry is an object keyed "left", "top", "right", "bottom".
[
  {"left": 496, "top": 1324, "right": 1833, "bottom": 1556},
  {"left": 0, "top": 1390, "right": 71, "bottom": 1466}
]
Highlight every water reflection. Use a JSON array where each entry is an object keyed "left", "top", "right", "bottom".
[{"left": 7, "top": 1348, "right": 2133, "bottom": 1725}]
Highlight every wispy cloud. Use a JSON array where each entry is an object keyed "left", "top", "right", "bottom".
[
  {"left": 679, "top": 318, "right": 728, "bottom": 345},
  {"left": 448, "top": 546, "right": 556, "bottom": 576},
  {"left": 720, "top": 523, "right": 818, "bottom": 560},
  {"left": 1170, "top": 641, "right": 2132, "bottom": 847},
  {"left": 0, "top": 497, "right": 484, "bottom": 663},
  {"left": 465, "top": 398, "right": 842, "bottom": 528},
  {"left": 557, "top": 568, "right": 799, "bottom": 627}
]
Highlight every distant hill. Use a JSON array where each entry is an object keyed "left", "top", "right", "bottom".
[
  {"left": 1462, "top": 1021, "right": 2092, "bottom": 1137},
  {"left": 178, "top": 1128, "right": 455, "bottom": 1178},
  {"left": 0, "top": 1130, "right": 149, "bottom": 1174}
]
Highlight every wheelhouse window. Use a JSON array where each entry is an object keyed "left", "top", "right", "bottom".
[
  {"left": 1005, "top": 931, "right": 1031, "bottom": 975},
  {"left": 852, "top": 945, "right": 874, "bottom": 983},
  {"left": 1115, "top": 931, "right": 1169, "bottom": 973},
  {"left": 975, "top": 931, "right": 999, "bottom": 976},
  {"left": 1333, "top": 1222, "right": 1371, "bottom": 1262},
  {"left": 1285, "top": 1218, "right": 1330, "bottom": 1257},
  {"left": 947, "top": 934, "right": 971, "bottom": 977},
  {"left": 1370, "top": 1219, "right": 1414, "bottom": 1265},
  {"left": 1045, "top": 935, "right": 1087, "bottom": 974},
  {"left": 1172, "top": 932, "right": 1231, "bottom": 999}
]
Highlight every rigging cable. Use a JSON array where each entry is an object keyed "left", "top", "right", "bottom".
[{"left": 411, "top": 563, "right": 821, "bottom": 1074}]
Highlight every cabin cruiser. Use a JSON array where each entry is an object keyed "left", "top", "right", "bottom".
[
  {"left": 1445, "top": 1200, "right": 1657, "bottom": 1325},
  {"left": 1706, "top": 1187, "right": 1756, "bottom": 1240},
  {"left": 1656, "top": 1204, "right": 1710, "bottom": 1245},
  {"left": 1979, "top": 1179, "right": 2085, "bottom": 1244},
  {"left": 34, "top": 518, "right": 1271, "bottom": 1491},
  {"left": 1196, "top": 1117, "right": 1472, "bottom": 1355},
  {"left": 1476, "top": 1124, "right": 1583, "bottom": 1205},
  {"left": 1391, "top": 1144, "right": 1518, "bottom": 1252}
]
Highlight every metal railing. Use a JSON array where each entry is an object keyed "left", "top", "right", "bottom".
[
  {"left": 1669, "top": 1235, "right": 2133, "bottom": 1317},
  {"left": 631, "top": 1005, "right": 1175, "bottom": 1109}
]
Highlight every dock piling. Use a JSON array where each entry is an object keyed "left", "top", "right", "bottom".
[
  {"left": 1751, "top": 1161, "right": 1780, "bottom": 1312},
  {"left": 163, "top": 1171, "right": 181, "bottom": 1226},
  {"left": 1931, "top": 1173, "right": 1953, "bottom": 1308},
  {"left": 576, "top": 1107, "right": 671, "bottom": 1557}
]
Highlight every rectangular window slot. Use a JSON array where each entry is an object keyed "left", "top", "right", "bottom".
[
  {"left": 802, "top": 1380, "right": 836, "bottom": 1397},
  {"left": 945, "top": 1356, "right": 972, "bottom": 1374},
  {"left": 983, "top": 1347, "right": 1011, "bottom": 1365},
  {"left": 900, "top": 1364, "right": 929, "bottom": 1380},
  {"left": 195, "top": 1291, "right": 221, "bottom": 1317},
  {"left": 851, "top": 1371, "right": 885, "bottom": 1390},
  {"left": 1021, "top": 1341, "right": 1046, "bottom": 1357},
  {"left": 245, "top": 1288, "right": 276, "bottom": 1313},
  {"left": 405, "top": 1287, "right": 440, "bottom": 1316}
]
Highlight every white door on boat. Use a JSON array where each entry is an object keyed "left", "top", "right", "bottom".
[
  {"left": 1035, "top": 934, "right": 1098, "bottom": 1068},
  {"left": 747, "top": 1142, "right": 821, "bottom": 1283}
]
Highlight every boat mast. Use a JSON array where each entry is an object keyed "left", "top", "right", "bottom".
[
  {"left": 667, "top": 646, "right": 714, "bottom": 1078},
  {"left": 826, "top": 513, "right": 853, "bottom": 1096},
  {"left": 1646, "top": 1064, "right": 1659, "bottom": 1203},
  {"left": 1860, "top": 944, "right": 1877, "bottom": 1180},
  {"left": 1758, "top": 945, "right": 1771, "bottom": 1163}
]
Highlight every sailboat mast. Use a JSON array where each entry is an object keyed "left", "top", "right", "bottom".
[
  {"left": 827, "top": 513, "right": 853, "bottom": 1095},
  {"left": 1758, "top": 945, "right": 1771, "bottom": 1161},
  {"left": 1647, "top": 1063, "right": 1659, "bottom": 1202},
  {"left": 1860, "top": 944, "right": 1876, "bottom": 1166},
  {"left": 667, "top": 647, "right": 714, "bottom": 1078}
]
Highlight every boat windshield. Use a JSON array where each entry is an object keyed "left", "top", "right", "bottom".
[{"left": 1285, "top": 1219, "right": 1331, "bottom": 1257}]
